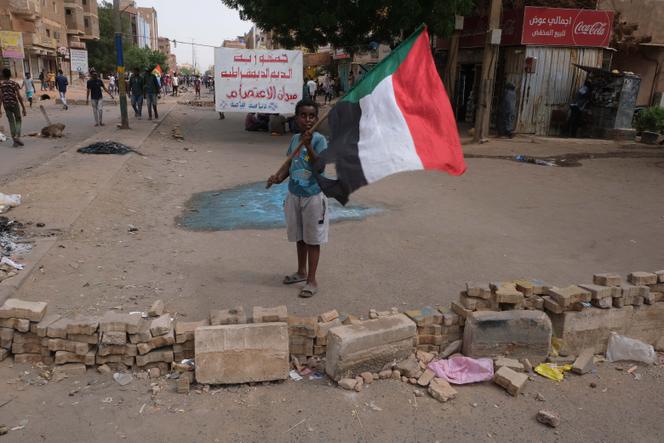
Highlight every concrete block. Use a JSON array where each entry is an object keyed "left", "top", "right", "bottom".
[
  {"left": 628, "top": 272, "right": 658, "bottom": 286},
  {"left": 65, "top": 316, "right": 99, "bottom": 335},
  {"left": 547, "top": 286, "right": 591, "bottom": 309},
  {"left": 195, "top": 323, "right": 289, "bottom": 384},
  {"left": 494, "top": 366, "right": 528, "bottom": 396},
  {"left": 14, "top": 353, "right": 42, "bottom": 364},
  {"left": 288, "top": 316, "right": 318, "bottom": 338},
  {"left": 101, "top": 331, "right": 127, "bottom": 345},
  {"left": 625, "top": 304, "right": 664, "bottom": 345},
  {"left": 209, "top": 306, "right": 246, "bottom": 325},
  {"left": 135, "top": 349, "right": 174, "bottom": 367},
  {"left": 68, "top": 333, "right": 99, "bottom": 344},
  {"left": 593, "top": 273, "right": 622, "bottom": 286},
  {"left": 47, "top": 338, "right": 90, "bottom": 355},
  {"left": 493, "top": 283, "right": 525, "bottom": 305},
  {"left": 656, "top": 270, "right": 664, "bottom": 283},
  {"left": 252, "top": 305, "right": 288, "bottom": 323},
  {"left": 137, "top": 329, "right": 174, "bottom": 354},
  {"left": 572, "top": 348, "right": 595, "bottom": 374},
  {"left": 325, "top": 314, "right": 416, "bottom": 380},
  {"left": 54, "top": 349, "right": 96, "bottom": 366},
  {"left": 462, "top": 310, "right": 551, "bottom": 362},
  {"left": 459, "top": 292, "right": 492, "bottom": 310},
  {"left": 450, "top": 302, "right": 472, "bottom": 320},
  {"left": 99, "top": 311, "right": 129, "bottom": 333},
  {"left": 34, "top": 314, "right": 61, "bottom": 337},
  {"left": 0, "top": 348, "right": 9, "bottom": 361},
  {"left": 148, "top": 299, "right": 164, "bottom": 317},
  {"left": 591, "top": 297, "right": 613, "bottom": 309},
  {"left": 494, "top": 356, "right": 525, "bottom": 372},
  {"left": 442, "top": 312, "right": 460, "bottom": 327},
  {"left": 0, "top": 327, "right": 14, "bottom": 349},
  {"left": 0, "top": 299, "right": 47, "bottom": 322},
  {"left": 578, "top": 284, "right": 613, "bottom": 300},
  {"left": 175, "top": 319, "right": 209, "bottom": 344},
  {"left": 125, "top": 314, "right": 144, "bottom": 335},
  {"left": 466, "top": 282, "right": 492, "bottom": 299},
  {"left": 514, "top": 279, "right": 548, "bottom": 296},
  {"left": 12, "top": 341, "right": 41, "bottom": 354},
  {"left": 149, "top": 314, "right": 172, "bottom": 337},
  {"left": 97, "top": 344, "right": 127, "bottom": 356},
  {"left": 403, "top": 307, "right": 442, "bottom": 326},
  {"left": 428, "top": 378, "right": 457, "bottom": 402},
  {"left": 46, "top": 317, "right": 71, "bottom": 338},
  {"left": 417, "top": 369, "right": 436, "bottom": 387},
  {"left": 1, "top": 318, "right": 30, "bottom": 332}
]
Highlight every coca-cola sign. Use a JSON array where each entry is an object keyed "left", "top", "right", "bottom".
[{"left": 522, "top": 6, "right": 614, "bottom": 47}]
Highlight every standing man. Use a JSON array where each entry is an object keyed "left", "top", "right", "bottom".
[
  {"left": 23, "top": 72, "right": 35, "bottom": 108},
  {"left": 143, "top": 67, "right": 160, "bottom": 120},
  {"left": 194, "top": 75, "right": 201, "bottom": 99},
  {"left": 172, "top": 72, "right": 179, "bottom": 96},
  {"left": 128, "top": 67, "right": 144, "bottom": 119},
  {"left": 86, "top": 70, "right": 113, "bottom": 126},
  {"left": 39, "top": 71, "right": 47, "bottom": 91},
  {"left": 306, "top": 78, "right": 317, "bottom": 102},
  {"left": 55, "top": 69, "right": 69, "bottom": 110},
  {"left": 0, "top": 68, "right": 28, "bottom": 147}
]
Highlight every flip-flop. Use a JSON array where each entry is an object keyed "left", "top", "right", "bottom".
[
  {"left": 298, "top": 284, "right": 318, "bottom": 298},
  {"left": 283, "top": 273, "right": 306, "bottom": 285}
]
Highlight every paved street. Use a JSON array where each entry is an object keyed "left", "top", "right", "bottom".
[{"left": 1, "top": 88, "right": 664, "bottom": 441}]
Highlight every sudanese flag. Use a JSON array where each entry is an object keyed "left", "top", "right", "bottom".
[{"left": 317, "top": 25, "right": 466, "bottom": 205}]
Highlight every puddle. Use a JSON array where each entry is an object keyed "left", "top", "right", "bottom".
[{"left": 180, "top": 181, "right": 383, "bottom": 231}]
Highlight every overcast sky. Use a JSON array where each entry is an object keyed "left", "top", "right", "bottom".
[{"left": 136, "top": 0, "right": 251, "bottom": 70}]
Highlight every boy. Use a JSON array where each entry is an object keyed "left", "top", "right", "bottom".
[
  {"left": 23, "top": 72, "right": 35, "bottom": 107},
  {"left": 128, "top": 67, "right": 144, "bottom": 119},
  {"left": 143, "top": 67, "right": 160, "bottom": 120},
  {"left": 0, "top": 68, "right": 27, "bottom": 147},
  {"left": 267, "top": 99, "right": 329, "bottom": 298},
  {"left": 86, "top": 70, "right": 114, "bottom": 126},
  {"left": 55, "top": 69, "right": 69, "bottom": 110}
]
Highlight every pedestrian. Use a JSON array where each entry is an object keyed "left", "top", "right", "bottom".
[
  {"left": 194, "top": 75, "right": 201, "bottom": 99},
  {"left": 55, "top": 69, "right": 69, "bottom": 110},
  {"left": 22, "top": 72, "right": 35, "bottom": 108},
  {"left": 567, "top": 81, "right": 591, "bottom": 138},
  {"left": 86, "top": 70, "right": 113, "bottom": 126},
  {"left": 128, "top": 67, "right": 144, "bottom": 119},
  {"left": 267, "top": 98, "right": 329, "bottom": 298},
  {"left": 172, "top": 72, "right": 179, "bottom": 96},
  {"left": 497, "top": 82, "right": 516, "bottom": 138},
  {"left": 143, "top": 67, "right": 160, "bottom": 120},
  {"left": 47, "top": 71, "right": 55, "bottom": 90},
  {"left": 0, "top": 68, "right": 28, "bottom": 147},
  {"left": 108, "top": 73, "right": 116, "bottom": 94},
  {"left": 39, "top": 71, "right": 46, "bottom": 91},
  {"left": 323, "top": 75, "right": 333, "bottom": 104},
  {"left": 306, "top": 78, "right": 317, "bottom": 102}
]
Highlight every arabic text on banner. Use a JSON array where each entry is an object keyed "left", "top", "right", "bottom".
[{"left": 214, "top": 48, "right": 303, "bottom": 114}]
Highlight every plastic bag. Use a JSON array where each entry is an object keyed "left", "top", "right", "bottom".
[
  {"left": 428, "top": 356, "right": 494, "bottom": 384},
  {"left": 535, "top": 363, "right": 572, "bottom": 381},
  {"left": 606, "top": 332, "right": 656, "bottom": 364}
]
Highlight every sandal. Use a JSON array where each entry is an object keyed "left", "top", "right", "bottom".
[
  {"left": 298, "top": 284, "right": 318, "bottom": 298},
  {"left": 283, "top": 273, "right": 306, "bottom": 285}
]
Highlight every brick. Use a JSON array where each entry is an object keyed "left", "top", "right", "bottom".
[
  {"left": 55, "top": 349, "right": 96, "bottom": 366},
  {"left": 428, "top": 378, "right": 457, "bottom": 402},
  {"left": 195, "top": 323, "right": 289, "bottom": 384},
  {"left": 592, "top": 297, "right": 613, "bottom": 309},
  {"left": 547, "top": 286, "right": 591, "bottom": 309},
  {"left": 129, "top": 320, "right": 152, "bottom": 343},
  {"left": 514, "top": 279, "right": 548, "bottom": 297},
  {"left": 466, "top": 282, "right": 492, "bottom": 299},
  {"left": 417, "top": 324, "right": 442, "bottom": 336},
  {"left": 0, "top": 317, "right": 30, "bottom": 332},
  {"left": 136, "top": 349, "right": 174, "bottom": 367},
  {"left": 97, "top": 344, "right": 127, "bottom": 356},
  {"left": 593, "top": 273, "right": 622, "bottom": 286},
  {"left": 578, "top": 284, "right": 613, "bottom": 300},
  {"left": 549, "top": 307, "right": 632, "bottom": 355},
  {"left": 542, "top": 296, "right": 563, "bottom": 314},
  {"left": 0, "top": 327, "right": 14, "bottom": 349},
  {"left": 14, "top": 353, "right": 42, "bottom": 364},
  {"left": 417, "top": 368, "right": 435, "bottom": 386},
  {"left": 34, "top": 314, "right": 62, "bottom": 337},
  {"left": 0, "top": 299, "right": 47, "bottom": 322},
  {"left": 252, "top": 305, "right": 288, "bottom": 323},
  {"left": 536, "top": 410, "right": 560, "bottom": 428},
  {"left": 494, "top": 284, "right": 525, "bottom": 305},
  {"left": 209, "top": 306, "right": 246, "bottom": 325},
  {"left": 620, "top": 283, "right": 642, "bottom": 297},
  {"left": 319, "top": 309, "right": 339, "bottom": 323},
  {"left": 442, "top": 312, "right": 460, "bottom": 327},
  {"left": 463, "top": 310, "right": 551, "bottom": 362},
  {"left": 494, "top": 356, "right": 525, "bottom": 372},
  {"left": 101, "top": 331, "right": 127, "bottom": 345},
  {"left": 177, "top": 376, "right": 190, "bottom": 394},
  {"left": 126, "top": 344, "right": 138, "bottom": 356},
  {"left": 628, "top": 272, "right": 658, "bottom": 286},
  {"left": 46, "top": 317, "right": 71, "bottom": 338},
  {"left": 149, "top": 314, "right": 172, "bottom": 337},
  {"left": 524, "top": 296, "right": 544, "bottom": 310},
  {"left": 316, "top": 318, "right": 342, "bottom": 344},
  {"left": 572, "top": 348, "right": 595, "bottom": 374},
  {"left": 494, "top": 366, "right": 528, "bottom": 396},
  {"left": 53, "top": 363, "right": 87, "bottom": 377},
  {"left": 67, "top": 333, "right": 99, "bottom": 344},
  {"left": 65, "top": 316, "right": 99, "bottom": 335},
  {"left": 148, "top": 299, "right": 164, "bottom": 317},
  {"left": 11, "top": 331, "right": 39, "bottom": 344},
  {"left": 417, "top": 335, "right": 443, "bottom": 346},
  {"left": 325, "top": 314, "right": 416, "bottom": 380},
  {"left": 137, "top": 329, "right": 174, "bottom": 354},
  {"left": 48, "top": 339, "right": 90, "bottom": 355},
  {"left": 440, "top": 339, "right": 462, "bottom": 358},
  {"left": 288, "top": 316, "right": 318, "bottom": 338},
  {"left": 12, "top": 342, "right": 41, "bottom": 354},
  {"left": 403, "top": 307, "right": 442, "bottom": 326},
  {"left": 459, "top": 292, "right": 493, "bottom": 310},
  {"left": 175, "top": 319, "right": 209, "bottom": 344},
  {"left": 99, "top": 311, "right": 129, "bottom": 333},
  {"left": 125, "top": 314, "right": 144, "bottom": 335}
]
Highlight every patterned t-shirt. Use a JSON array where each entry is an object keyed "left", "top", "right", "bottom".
[
  {"left": 287, "top": 132, "right": 328, "bottom": 197},
  {"left": 0, "top": 80, "right": 21, "bottom": 108}
]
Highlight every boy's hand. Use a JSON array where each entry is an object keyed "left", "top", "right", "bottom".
[{"left": 301, "top": 130, "right": 313, "bottom": 148}]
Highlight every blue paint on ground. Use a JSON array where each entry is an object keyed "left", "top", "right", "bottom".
[{"left": 180, "top": 181, "right": 383, "bottom": 231}]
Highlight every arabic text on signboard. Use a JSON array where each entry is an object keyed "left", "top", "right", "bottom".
[
  {"left": 70, "top": 48, "right": 89, "bottom": 74},
  {"left": 0, "top": 31, "right": 24, "bottom": 59},
  {"left": 214, "top": 48, "right": 303, "bottom": 114},
  {"left": 521, "top": 7, "right": 614, "bottom": 47}
]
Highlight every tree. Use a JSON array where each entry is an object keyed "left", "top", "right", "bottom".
[
  {"left": 221, "top": 0, "right": 474, "bottom": 52},
  {"left": 124, "top": 46, "right": 169, "bottom": 73}
]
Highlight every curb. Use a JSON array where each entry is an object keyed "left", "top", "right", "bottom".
[{"left": 0, "top": 102, "right": 179, "bottom": 305}]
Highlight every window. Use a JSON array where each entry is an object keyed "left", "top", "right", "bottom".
[
  {"left": 46, "top": 29, "right": 50, "bottom": 37},
  {"left": 54, "top": 31, "right": 60, "bottom": 39},
  {"left": 82, "top": 0, "right": 87, "bottom": 4},
  {"left": 65, "top": 8, "right": 71, "bottom": 15},
  {"left": 84, "top": 17, "right": 90, "bottom": 27}
]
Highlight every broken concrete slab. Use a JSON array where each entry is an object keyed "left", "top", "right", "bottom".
[
  {"left": 325, "top": 314, "right": 416, "bottom": 381},
  {"left": 572, "top": 348, "right": 595, "bottom": 375},
  {"left": 149, "top": 314, "right": 172, "bottom": 337},
  {"left": 462, "top": 310, "right": 551, "bottom": 363},
  {"left": 148, "top": 300, "right": 164, "bottom": 317},
  {"left": 465, "top": 282, "right": 492, "bottom": 299},
  {"left": 494, "top": 366, "right": 528, "bottom": 396},
  {"left": 252, "top": 305, "right": 288, "bottom": 323},
  {"left": 0, "top": 299, "right": 47, "bottom": 322},
  {"left": 494, "top": 356, "right": 525, "bottom": 372},
  {"left": 195, "top": 323, "right": 289, "bottom": 384},
  {"left": 428, "top": 378, "right": 457, "bottom": 402}
]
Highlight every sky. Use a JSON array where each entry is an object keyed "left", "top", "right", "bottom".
[{"left": 136, "top": 0, "right": 251, "bottom": 70}]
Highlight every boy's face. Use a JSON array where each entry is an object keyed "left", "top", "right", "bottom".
[{"left": 296, "top": 106, "right": 318, "bottom": 131}]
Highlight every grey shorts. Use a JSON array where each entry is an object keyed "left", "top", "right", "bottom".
[{"left": 285, "top": 192, "right": 329, "bottom": 245}]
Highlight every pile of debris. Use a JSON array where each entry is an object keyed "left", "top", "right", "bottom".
[{"left": 0, "top": 216, "right": 29, "bottom": 284}]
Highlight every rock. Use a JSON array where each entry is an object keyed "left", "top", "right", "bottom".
[
  {"left": 148, "top": 300, "right": 164, "bottom": 317},
  {"left": 535, "top": 392, "right": 545, "bottom": 402},
  {"left": 396, "top": 355, "right": 423, "bottom": 379},
  {"left": 354, "top": 377, "right": 364, "bottom": 392},
  {"left": 572, "top": 348, "right": 595, "bottom": 375},
  {"left": 416, "top": 350, "right": 435, "bottom": 364},
  {"left": 428, "top": 378, "right": 457, "bottom": 402},
  {"left": 494, "top": 356, "right": 525, "bottom": 372},
  {"left": 252, "top": 305, "right": 288, "bottom": 323},
  {"left": 401, "top": 376, "right": 408, "bottom": 382},
  {"left": 97, "top": 364, "right": 112, "bottom": 374},
  {"left": 466, "top": 282, "right": 492, "bottom": 299},
  {"left": 417, "top": 368, "right": 435, "bottom": 387},
  {"left": 440, "top": 339, "right": 462, "bottom": 358},
  {"left": 547, "top": 286, "right": 591, "bottom": 309},
  {"left": 0, "top": 299, "right": 48, "bottom": 322},
  {"left": 391, "top": 369, "right": 401, "bottom": 380},
  {"left": 338, "top": 378, "right": 357, "bottom": 390},
  {"left": 493, "top": 366, "right": 528, "bottom": 396},
  {"left": 360, "top": 372, "right": 374, "bottom": 384},
  {"left": 195, "top": 323, "right": 289, "bottom": 384},
  {"left": 101, "top": 331, "right": 127, "bottom": 346},
  {"left": 536, "top": 410, "right": 560, "bottom": 428},
  {"left": 135, "top": 349, "right": 174, "bottom": 367},
  {"left": 177, "top": 376, "right": 190, "bottom": 394},
  {"left": 463, "top": 311, "right": 552, "bottom": 361},
  {"left": 319, "top": 309, "right": 340, "bottom": 323}
]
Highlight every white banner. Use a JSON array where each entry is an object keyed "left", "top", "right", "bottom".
[
  {"left": 214, "top": 48, "right": 303, "bottom": 114},
  {"left": 70, "top": 48, "right": 89, "bottom": 74}
]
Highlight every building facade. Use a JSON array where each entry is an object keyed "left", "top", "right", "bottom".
[
  {"left": 0, "top": 0, "right": 98, "bottom": 79},
  {"left": 157, "top": 36, "right": 176, "bottom": 73}
]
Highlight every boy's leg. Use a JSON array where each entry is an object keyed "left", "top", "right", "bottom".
[
  {"left": 91, "top": 100, "right": 99, "bottom": 126},
  {"left": 296, "top": 241, "right": 308, "bottom": 277},
  {"left": 305, "top": 244, "right": 320, "bottom": 286},
  {"left": 98, "top": 99, "right": 104, "bottom": 125}
]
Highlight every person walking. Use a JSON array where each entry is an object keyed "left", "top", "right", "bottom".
[
  {"left": 128, "top": 67, "right": 144, "bottom": 119},
  {"left": 55, "top": 69, "right": 69, "bottom": 110},
  {"left": 39, "top": 71, "right": 46, "bottom": 91},
  {"left": 194, "top": 75, "right": 201, "bottom": 99},
  {"left": 22, "top": 72, "right": 35, "bottom": 108},
  {"left": 86, "top": 70, "right": 113, "bottom": 126},
  {"left": 108, "top": 73, "right": 116, "bottom": 94},
  {"left": 143, "top": 67, "right": 160, "bottom": 120},
  {"left": 0, "top": 68, "right": 28, "bottom": 147},
  {"left": 172, "top": 73, "right": 179, "bottom": 96}
]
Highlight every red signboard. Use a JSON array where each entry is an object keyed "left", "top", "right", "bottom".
[{"left": 521, "top": 7, "right": 614, "bottom": 47}]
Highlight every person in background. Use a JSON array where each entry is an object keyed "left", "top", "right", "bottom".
[
  {"left": 568, "top": 80, "right": 591, "bottom": 138},
  {"left": 23, "top": 72, "right": 35, "bottom": 108},
  {"left": 86, "top": 69, "right": 113, "bottom": 126},
  {"left": 39, "top": 71, "right": 46, "bottom": 91},
  {"left": 143, "top": 67, "right": 160, "bottom": 120},
  {"left": 128, "top": 67, "right": 144, "bottom": 119},
  {"left": 306, "top": 78, "right": 317, "bottom": 102},
  {"left": 55, "top": 69, "right": 69, "bottom": 110},
  {"left": 0, "top": 68, "right": 28, "bottom": 147},
  {"left": 172, "top": 73, "right": 179, "bottom": 96},
  {"left": 194, "top": 75, "right": 201, "bottom": 99},
  {"left": 497, "top": 82, "right": 516, "bottom": 138},
  {"left": 108, "top": 73, "right": 116, "bottom": 94}
]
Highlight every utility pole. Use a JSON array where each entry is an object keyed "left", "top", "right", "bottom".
[
  {"left": 113, "top": 0, "right": 129, "bottom": 129},
  {"left": 473, "top": 0, "right": 502, "bottom": 143},
  {"left": 443, "top": 16, "right": 464, "bottom": 103}
]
